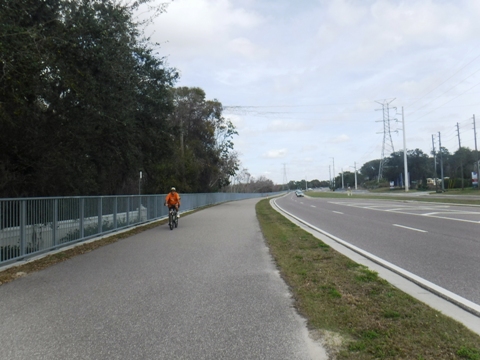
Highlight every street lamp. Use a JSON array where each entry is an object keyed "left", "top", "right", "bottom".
[{"left": 400, "top": 107, "right": 409, "bottom": 192}]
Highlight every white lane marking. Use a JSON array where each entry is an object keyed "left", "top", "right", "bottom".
[
  {"left": 393, "top": 224, "right": 427, "bottom": 233},
  {"left": 328, "top": 202, "right": 480, "bottom": 224},
  {"left": 311, "top": 205, "right": 317, "bottom": 208},
  {"left": 332, "top": 211, "right": 344, "bottom": 215}
]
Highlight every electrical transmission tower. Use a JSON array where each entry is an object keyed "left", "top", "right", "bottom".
[{"left": 375, "top": 99, "right": 396, "bottom": 181}]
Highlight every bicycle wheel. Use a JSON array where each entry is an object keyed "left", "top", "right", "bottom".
[{"left": 169, "top": 211, "right": 174, "bottom": 230}]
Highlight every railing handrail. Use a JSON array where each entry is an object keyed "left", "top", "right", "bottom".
[{"left": 1, "top": 192, "right": 284, "bottom": 267}]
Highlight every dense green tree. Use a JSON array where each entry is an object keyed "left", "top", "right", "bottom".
[
  {"left": 360, "top": 159, "right": 381, "bottom": 181},
  {"left": 250, "top": 176, "right": 274, "bottom": 193},
  {"left": 309, "top": 179, "right": 322, "bottom": 188},
  {"left": 342, "top": 171, "right": 361, "bottom": 188},
  {"left": 381, "top": 149, "right": 430, "bottom": 185},
  {"left": 0, "top": 0, "right": 178, "bottom": 197},
  {"left": 167, "top": 87, "right": 238, "bottom": 193}
]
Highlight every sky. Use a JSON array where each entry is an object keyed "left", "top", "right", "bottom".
[{"left": 140, "top": 0, "right": 480, "bottom": 185}]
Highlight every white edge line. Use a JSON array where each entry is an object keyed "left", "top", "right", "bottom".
[
  {"left": 332, "top": 211, "right": 343, "bottom": 215},
  {"left": 271, "top": 198, "right": 480, "bottom": 318},
  {"left": 393, "top": 224, "right": 427, "bottom": 233}
]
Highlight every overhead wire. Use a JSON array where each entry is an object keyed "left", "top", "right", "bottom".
[
  {"left": 406, "top": 67, "right": 480, "bottom": 118},
  {"left": 405, "top": 51, "right": 480, "bottom": 110},
  {"left": 407, "top": 79, "right": 480, "bottom": 123}
]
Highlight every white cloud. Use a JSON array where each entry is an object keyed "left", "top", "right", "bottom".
[
  {"left": 263, "top": 149, "right": 287, "bottom": 158},
  {"left": 228, "top": 37, "right": 268, "bottom": 59},
  {"left": 310, "top": 0, "right": 480, "bottom": 71},
  {"left": 330, "top": 134, "right": 350, "bottom": 144},
  {"left": 301, "top": 145, "right": 318, "bottom": 152},
  {"left": 149, "top": 0, "right": 264, "bottom": 60},
  {"left": 267, "top": 120, "right": 311, "bottom": 132},
  {"left": 224, "top": 113, "right": 245, "bottom": 130}
]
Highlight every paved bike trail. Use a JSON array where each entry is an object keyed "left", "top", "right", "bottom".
[{"left": 0, "top": 198, "right": 327, "bottom": 359}]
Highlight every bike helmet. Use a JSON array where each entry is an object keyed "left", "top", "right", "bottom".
[{"left": 171, "top": 187, "right": 176, "bottom": 191}]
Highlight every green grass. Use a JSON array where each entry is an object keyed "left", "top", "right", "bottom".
[{"left": 256, "top": 199, "right": 480, "bottom": 359}]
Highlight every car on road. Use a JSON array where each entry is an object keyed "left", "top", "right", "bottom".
[{"left": 295, "top": 190, "right": 304, "bottom": 197}]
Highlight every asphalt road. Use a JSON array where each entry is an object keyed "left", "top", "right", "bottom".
[
  {"left": 0, "top": 198, "right": 327, "bottom": 360},
  {"left": 276, "top": 193, "right": 480, "bottom": 307}
]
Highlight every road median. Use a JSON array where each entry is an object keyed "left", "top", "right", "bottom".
[{"left": 256, "top": 198, "right": 480, "bottom": 359}]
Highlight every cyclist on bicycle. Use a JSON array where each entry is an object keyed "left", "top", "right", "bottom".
[{"left": 164, "top": 187, "right": 181, "bottom": 213}]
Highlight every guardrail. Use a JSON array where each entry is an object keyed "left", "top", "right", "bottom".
[{"left": 1, "top": 192, "right": 281, "bottom": 267}]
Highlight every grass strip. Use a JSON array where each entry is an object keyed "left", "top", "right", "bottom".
[{"left": 256, "top": 199, "right": 480, "bottom": 359}]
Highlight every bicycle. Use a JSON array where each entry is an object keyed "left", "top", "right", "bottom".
[{"left": 168, "top": 207, "right": 179, "bottom": 230}]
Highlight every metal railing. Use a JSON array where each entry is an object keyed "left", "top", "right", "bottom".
[{"left": 0, "top": 192, "right": 281, "bottom": 267}]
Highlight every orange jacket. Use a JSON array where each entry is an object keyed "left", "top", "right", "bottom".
[{"left": 165, "top": 191, "right": 181, "bottom": 206}]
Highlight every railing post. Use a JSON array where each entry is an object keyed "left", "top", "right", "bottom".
[
  {"left": 126, "top": 197, "right": 130, "bottom": 225},
  {"left": 53, "top": 199, "right": 58, "bottom": 246},
  {"left": 20, "top": 200, "right": 26, "bottom": 256},
  {"left": 98, "top": 197, "right": 102, "bottom": 234},
  {"left": 113, "top": 197, "right": 118, "bottom": 229},
  {"left": 79, "top": 198, "right": 84, "bottom": 239}
]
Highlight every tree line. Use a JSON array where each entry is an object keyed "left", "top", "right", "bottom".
[
  {"left": 0, "top": 0, "right": 238, "bottom": 197},
  {"left": 360, "top": 147, "right": 479, "bottom": 189},
  {"left": 286, "top": 147, "right": 479, "bottom": 190}
]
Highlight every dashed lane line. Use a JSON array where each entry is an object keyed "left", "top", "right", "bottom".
[
  {"left": 393, "top": 224, "right": 427, "bottom": 233},
  {"left": 328, "top": 201, "right": 480, "bottom": 224}
]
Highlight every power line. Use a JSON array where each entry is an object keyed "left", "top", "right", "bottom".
[
  {"left": 408, "top": 79, "right": 480, "bottom": 122},
  {"left": 406, "top": 66, "right": 480, "bottom": 116},
  {"left": 406, "top": 51, "right": 480, "bottom": 110}
]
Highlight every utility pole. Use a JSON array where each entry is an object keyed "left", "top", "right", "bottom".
[
  {"left": 432, "top": 135, "right": 438, "bottom": 192},
  {"left": 329, "top": 165, "right": 331, "bottom": 190},
  {"left": 341, "top": 168, "right": 344, "bottom": 189},
  {"left": 439, "top": 132, "right": 445, "bottom": 191},
  {"left": 401, "top": 106, "right": 409, "bottom": 192},
  {"left": 457, "top": 123, "right": 464, "bottom": 189},
  {"left": 474, "top": 115, "right": 479, "bottom": 190},
  {"left": 354, "top": 162, "right": 358, "bottom": 190},
  {"left": 331, "top": 157, "right": 336, "bottom": 190},
  {"left": 282, "top": 163, "right": 288, "bottom": 190}
]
